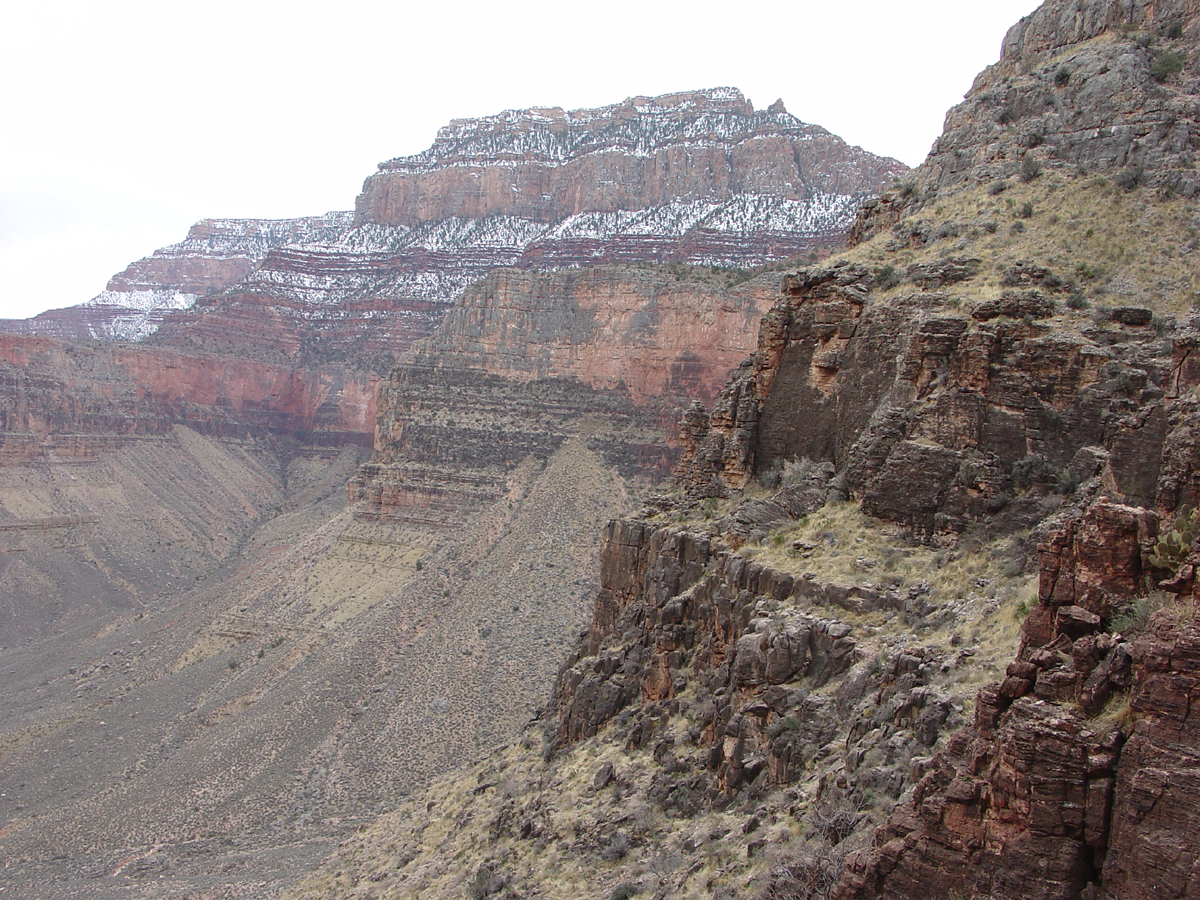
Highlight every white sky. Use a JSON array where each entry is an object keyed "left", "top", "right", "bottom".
[{"left": 0, "top": 0, "right": 1043, "bottom": 320}]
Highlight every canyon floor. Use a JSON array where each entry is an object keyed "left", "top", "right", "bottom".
[{"left": 0, "top": 429, "right": 649, "bottom": 898}]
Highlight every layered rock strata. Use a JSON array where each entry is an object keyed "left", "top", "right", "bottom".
[
  {"left": 676, "top": 259, "right": 1187, "bottom": 540},
  {"left": 357, "top": 88, "right": 907, "bottom": 229},
  {"left": 348, "top": 265, "right": 779, "bottom": 526},
  {"left": 0, "top": 333, "right": 377, "bottom": 462},
  {"left": 837, "top": 497, "right": 1200, "bottom": 900},
  {"left": 3, "top": 89, "right": 905, "bottom": 363}
]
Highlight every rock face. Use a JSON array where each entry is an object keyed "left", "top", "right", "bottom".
[
  {"left": 357, "top": 88, "right": 907, "bottom": 232},
  {"left": 408, "top": 265, "right": 778, "bottom": 405},
  {"left": 852, "top": 0, "right": 1200, "bottom": 244},
  {"left": 348, "top": 265, "right": 780, "bottom": 526},
  {"left": 0, "top": 214, "right": 353, "bottom": 342},
  {"left": 0, "top": 333, "right": 377, "bottom": 462},
  {"left": 552, "top": 518, "right": 882, "bottom": 789},
  {"left": 649, "top": 4, "right": 1200, "bottom": 896},
  {"left": 675, "top": 259, "right": 1187, "bottom": 540},
  {"left": 836, "top": 498, "right": 1200, "bottom": 900}
]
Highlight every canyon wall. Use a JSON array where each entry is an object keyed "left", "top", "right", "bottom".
[
  {"left": 0, "top": 333, "right": 377, "bottom": 462},
  {"left": 356, "top": 89, "right": 906, "bottom": 227},
  {"left": 852, "top": 0, "right": 1200, "bottom": 244},
  {"left": 348, "top": 265, "right": 781, "bottom": 526}
]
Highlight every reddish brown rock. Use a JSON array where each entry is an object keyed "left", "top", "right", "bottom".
[
  {"left": 1102, "top": 614, "right": 1200, "bottom": 899},
  {"left": 356, "top": 90, "right": 906, "bottom": 228},
  {"left": 0, "top": 333, "right": 376, "bottom": 461}
]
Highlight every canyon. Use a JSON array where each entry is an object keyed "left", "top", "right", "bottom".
[
  {"left": 3, "top": 1, "right": 1200, "bottom": 898},
  {"left": 0, "top": 90, "right": 903, "bottom": 899},
  {"left": 281, "top": 2, "right": 1200, "bottom": 899}
]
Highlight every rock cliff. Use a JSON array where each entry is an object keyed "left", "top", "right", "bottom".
[
  {"left": 357, "top": 89, "right": 906, "bottom": 229},
  {"left": 0, "top": 333, "right": 378, "bottom": 463},
  {"left": 2, "top": 89, "right": 905, "bottom": 372},
  {"left": 851, "top": 0, "right": 1200, "bottom": 244},
  {"left": 347, "top": 264, "right": 780, "bottom": 527}
]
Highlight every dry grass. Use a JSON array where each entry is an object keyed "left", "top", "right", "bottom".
[{"left": 841, "top": 173, "right": 1200, "bottom": 317}]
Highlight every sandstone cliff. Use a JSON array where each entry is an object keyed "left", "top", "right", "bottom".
[
  {"left": 347, "top": 265, "right": 780, "bottom": 529},
  {"left": 357, "top": 89, "right": 906, "bottom": 229},
  {"left": 0, "top": 333, "right": 378, "bottom": 463},
  {"left": 406, "top": 266, "right": 776, "bottom": 406}
]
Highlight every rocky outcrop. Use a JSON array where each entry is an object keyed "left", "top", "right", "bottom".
[
  {"left": 347, "top": 360, "right": 669, "bottom": 527},
  {"left": 852, "top": 0, "right": 1200, "bottom": 244},
  {"left": 836, "top": 504, "right": 1200, "bottom": 900},
  {"left": 0, "top": 333, "right": 377, "bottom": 461},
  {"left": 1102, "top": 613, "right": 1200, "bottom": 899},
  {"left": 676, "top": 258, "right": 1189, "bottom": 538},
  {"left": 551, "top": 516, "right": 967, "bottom": 822}
]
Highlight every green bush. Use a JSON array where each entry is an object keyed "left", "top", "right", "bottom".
[
  {"left": 873, "top": 265, "right": 901, "bottom": 291},
  {"left": 1151, "top": 50, "right": 1184, "bottom": 82}
]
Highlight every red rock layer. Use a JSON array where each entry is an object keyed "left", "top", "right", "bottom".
[
  {"left": 411, "top": 266, "right": 779, "bottom": 407},
  {"left": 0, "top": 334, "right": 377, "bottom": 461}
]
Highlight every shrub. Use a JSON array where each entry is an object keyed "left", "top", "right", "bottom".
[
  {"left": 873, "top": 265, "right": 901, "bottom": 291},
  {"left": 1114, "top": 166, "right": 1142, "bottom": 190},
  {"left": 1018, "top": 201, "right": 1035, "bottom": 219},
  {"left": 1109, "top": 595, "right": 1161, "bottom": 636},
  {"left": 1021, "top": 156, "right": 1043, "bottom": 182},
  {"left": 1151, "top": 50, "right": 1185, "bottom": 82},
  {"left": 1055, "top": 66, "right": 1071, "bottom": 87},
  {"left": 609, "top": 884, "right": 639, "bottom": 900},
  {"left": 1012, "top": 454, "right": 1059, "bottom": 491},
  {"left": 601, "top": 832, "right": 631, "bottom": 862}
]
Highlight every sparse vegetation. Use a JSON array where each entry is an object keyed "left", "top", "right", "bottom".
[{"left": 1150, "top": 49, "right": 1185, "bottom": 82}]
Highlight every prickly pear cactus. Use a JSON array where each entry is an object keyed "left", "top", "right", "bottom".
[{"left": 1149, "top": 507, "right": 1199, "bottom": 572}]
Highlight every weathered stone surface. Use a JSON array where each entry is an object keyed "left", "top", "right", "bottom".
[
  {"left": 837, "top": 697, "right": 1122, "bottom": 900},
  {"left": 674, "top": 261, "right": 1178, "bottom": 537},
  {"left": 407, "top": 265, "right": 776, "bottom": 408},
  {"left": 1102, "top": 615, "right": 1200, "bottom": 899},
  {"left": 851, "top": 0, "right": 1200, "bottom": 245},
  {"left": 357, "top": 89, "right": 906, "bottom": 230}
]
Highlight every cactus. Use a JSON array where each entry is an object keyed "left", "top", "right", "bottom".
[{"left": 1149, "top": 507, "right": 1199, "bottom": 572}]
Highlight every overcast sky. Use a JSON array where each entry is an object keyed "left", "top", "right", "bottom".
[{"left": 0, "top": 0, "right": 1043, "bottom": 320}]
